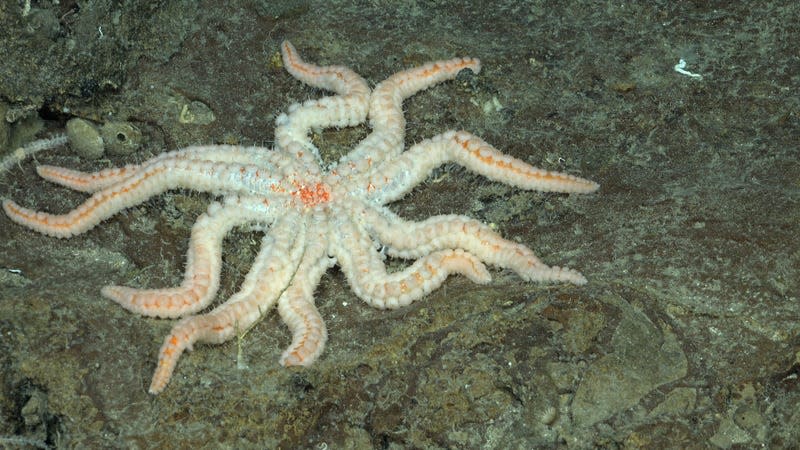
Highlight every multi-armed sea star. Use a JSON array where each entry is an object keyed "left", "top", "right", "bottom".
[{"left": 2, "top": 41, "right": 598, "bottom": 394}]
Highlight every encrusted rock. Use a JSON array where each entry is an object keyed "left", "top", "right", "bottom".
[{"left": 101, "top": 121, "right": 142, "bottom": 156}]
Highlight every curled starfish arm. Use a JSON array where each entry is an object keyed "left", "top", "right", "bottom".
[
  {"left": 148, "top": 213, "right": 306, "bottom": 394},
  {"left": 281, "top": 40, "right": 370, "bottom": 99},
  {"left": 361, "top": 203, "right": 587, "bottom": 285},
  {"left": 368, "top": 56, "right": 481, "bottom": 132},
  {"left": 277, "top": 291, "right": 328, "bottom": 367},
  {"left": 365, "top": 130, "right": 599, "bottom": 205},
  {"left": 36, "top": 145, "right": 291, "bottom": 193},
  {"left": 3, "top": 159, "right": 289, "bottom": 238},
  {"left": 332, "top": 214, "right": 491, "bottom": 310},
  {"left": 102, "top": 197, "right": 279, "bottom": 318},
  {"left": 338, "top": 55, "right": 481, "bottom": 170},
  {"left": 277, "top": 216, "right": 334, "bottom": 366},
  {"left": 277, "top": 41, "right": 370, "bottom": 168}
]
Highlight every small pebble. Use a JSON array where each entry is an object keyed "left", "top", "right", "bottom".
[
  {"left": 66, "top": 118, "right": 104, "bottom": 159},
  {"left": 179, "top": 100, "right": 216, "bottom": 125}
]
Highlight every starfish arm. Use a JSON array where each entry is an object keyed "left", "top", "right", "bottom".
[
  {"left": 36, "top": 145, "right": 291, "bottom": 193},
  {"left": 281, "top": 41, "right": 370, "bottom": 98},
  {"left": 331, "top": 213, "right": 491, "bottom": 310},
  {"left": 277, "top": 41, "right": 370, "bottom": 169},
  {"left": 361, "top": 203, "right": 587, "bottom": 285},
  {"left": 148, "top": 212, "right": 306, "bottom": 394},
  {"left": 336, "top": 55, "right": 481, "bottom": 171},
  {"left": 2, "top": 159, "right": 291, "bottom": 238},
  {"left": 363, "top": 130, "right": 599, "bottom": 205},
  {"left": 0, "top": 134, "right": 68, "bottom": 173},
  {"left": 102, "top": 197, "right": 279, "bottom": 318},
  {"left": 277, "top": 213, "right": 334, "bottom": 366},
  {"left": 276, "top": 275, "right": 329, "bottom": 367},
  {"left": 35, "top": 165, "right": 137, "bottom": 193}
]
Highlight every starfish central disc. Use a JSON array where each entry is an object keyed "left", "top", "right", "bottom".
[{"left": 294, "top": 182, "right": 331, "bottom": 207}]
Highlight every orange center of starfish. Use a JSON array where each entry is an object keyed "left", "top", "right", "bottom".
[{"left": 293, "top": 182, "right": 331, "bottom": 207}]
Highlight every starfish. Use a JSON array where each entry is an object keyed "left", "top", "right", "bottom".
[{"left": 2, "top": 41, "right": 598, "bottom": 394}]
